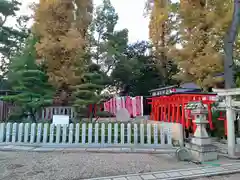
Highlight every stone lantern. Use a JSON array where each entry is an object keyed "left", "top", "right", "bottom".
[{"left": 185, "top": 101, "right": 218, "bottom": 162}]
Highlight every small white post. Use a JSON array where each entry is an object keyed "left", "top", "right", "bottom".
[
  {"left": 62, "top": 124, "right": 67, "bottom": 143},
  {"left": 56, "top": 124, "right": 61, "bottom": 143},
  {"left": 68, "top": 123, "right": 74, "bottom": 144},
  {"left": 30, "top": 123, "right": 36, "bottom": 143},
  {"left": 43, "top": 123, "right": 49, "bottom": 143},
  {"left": 6, "top": 123, "right": 11, "bottom": 143},
  {"left": 88, "top": 123, "right": 93, "bottom": 144},
  {"left": 0, "top": 123, "right": 5, "bottom": 142},
  {"left": 153, "top": 124, "right": 158, "bottom": 144},
  {"left": 140, "top": 124, "right": 144, "bottom": 144},
  {"left": 114, "top": 123, "right": 118, "bottom": 144},
  {"left": 95, "top": 123, "right": 99, "bottom": 144},
  {"left": 167, "top": 127, "right": 172, "bottom": 145},
  {"left": 12, "top": 123, "right": 17, "bottom": 143},
  {"left": 134, "top": 124, "right": 138, "bottom": 144},
  {"left": 49, "top": 124, "right": 55, "bottom": 143},
  {"left": 147, "top": 124, "right": 151, "bottom": 144},
  {"left": 82, "top": 123, "right": 86, "bottom": 144},
  {"left": 107, "top": 123, "right": 112, "bottom": 144},
  {"left": 75, "top": 123, "right": 80, "bottom": 143},
  {"left": 36, "top": 123, "right": 42, "bottom": 143},
  {"left": 127, "top": 123, "right": 131, "bottom": 144},
  {"left": 24, "top": 123, "right": 30, "bottom": 143},
  {"left": 18, "top": 123, "right": 24, "bottom": 143},
  {"left": 160, "top": 127, "right": 165, "bottom": 145},
  {"left": 120, "top": 123, "right": 124, "bottom": 144},
  {"left": 101, "top": 123, "right": 105, "bottom": 144}
]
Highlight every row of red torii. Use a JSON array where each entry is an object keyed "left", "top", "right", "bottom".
[
  {"left": 89, "top": 93, "right": 227, "bottom": 135},
  {"left": 148, "top": 93, "right": 227, "bottom": 135}
]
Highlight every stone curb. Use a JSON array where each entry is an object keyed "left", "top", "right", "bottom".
[
  {"left": 0, "top": 145, "right": 177, "bottom": 154},
  {"left": 87, "top": 163, "right": 240, "bottom": 180}
]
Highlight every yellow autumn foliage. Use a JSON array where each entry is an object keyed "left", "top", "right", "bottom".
[
  {"left": 32, "top": 0, "right": 93, "bottom": 88},
  {"left": 148, "top": 0, "right": 233, "bottom": 88},
  {"left": 148, "top": 0, "right": 177, "bottom": 84}
]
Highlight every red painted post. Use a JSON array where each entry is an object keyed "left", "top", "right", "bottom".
[
  {"left": 172, "top": 104, "right": 175, "bottom": 122},
  {"left": 168, "top": 103, "right": 171, "bottom": 122}
]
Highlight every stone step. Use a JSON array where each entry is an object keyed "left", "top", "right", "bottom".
[{"left": 87, "top": 163, "right": 240, "bottom": 180}]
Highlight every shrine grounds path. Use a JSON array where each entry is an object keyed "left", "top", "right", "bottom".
[{"left": 0, "top": 151, "right": 240, "bottom": 180}]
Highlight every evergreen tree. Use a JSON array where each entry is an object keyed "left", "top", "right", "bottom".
[
  {"left": 72, "top": 63, "right": 105, "bottom": 120},
  {"left": 2, "top": 36, "right": 54, "bottom": 122},
  {"left": 0, "top": 0, "right": 29, "bottom": 76}
]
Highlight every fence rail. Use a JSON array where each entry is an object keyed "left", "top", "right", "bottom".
[{"left": 0, "top": 123, "right": 172, "bottom": 147}]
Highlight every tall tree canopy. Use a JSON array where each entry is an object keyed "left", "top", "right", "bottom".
[
  {"left": 111, "top": 41, "right": 166, "bottom": 96},
  {"left": 90, "top": 0, "right": 128, "bottom": 74},
  {"left": 0, "top": 0, "right": 29, "bottom": 76},
  {"left": 147, "top": 0, "right": 179, "bottom": 86},
  {"left": 148, "top": 0, "right": 234, "bottom": 89},
  {"left": 33, "top": 0, "right": 93, "bottom": 88}
]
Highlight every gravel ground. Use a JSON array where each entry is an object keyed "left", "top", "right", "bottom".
[
  {"left": 0, "top": 151, "right": 199, "bottom": 180},
  {"left": 0, "top": 151, "right": 240, "bottom": 180}
]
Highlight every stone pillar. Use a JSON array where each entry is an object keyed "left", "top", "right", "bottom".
[
  {"left": 185, "top": 101, "right": 218, "bottom": 162},
  {"left": 226, "top": 95, "right": 236, "bottom": 157}
]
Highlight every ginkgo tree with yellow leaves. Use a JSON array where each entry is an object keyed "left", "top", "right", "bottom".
[
  {"left": 147, "top": 0, "right": 179, "bottom": 86},
  {"left": 33, "top": 0, "right": 93, "bottom": 88},
  {"left": 148, "top": 0, "right": 233, "bottom": 89}
]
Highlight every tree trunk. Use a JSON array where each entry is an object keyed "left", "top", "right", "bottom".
[{"left": 223, "top": 0, "right": 240, "bottom": 88}]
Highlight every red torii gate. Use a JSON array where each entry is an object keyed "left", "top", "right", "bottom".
[{"left": 148, "top": 93, "right": 218, "bottom": 131}]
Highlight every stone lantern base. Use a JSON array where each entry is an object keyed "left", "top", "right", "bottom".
[{"left": 185, "top": 139, "right": 218, "bottom": 162}]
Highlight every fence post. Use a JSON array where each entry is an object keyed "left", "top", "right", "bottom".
[
  {"left": 75, "top": 123, "right": 80, "bottom": 143},
  {"left": 36, "top": 123, "right": 42, "bottom": 143},
  {"left": 0, "top": 123, "right": 5, "bottom": 143},
  {"left": 107, "top": 123, "right": 112, "bottom": 144},
  {"left": 49, "top": 124, "right": 55, "bottom": 143},
  {"left": 12, "top": 123, "right": 17, "bottom": 143},
  {"left": 56, "top": 124, "right": 61, "bottom": 143},
  {"left": 167, "top": 127, "right": 172, "bottom": 145},
  {"left": 82, "top": 123, "right": 86, "bottom": 144},
  {"left": 68, "top": 123, "right": 73, "bottom": 144},
  {"left": 134, "top": 124, "right": 138, "bottom": 144},
  {"left": 6, "top": 123, "right": 11, "bottom": 143},
  {"left": 114, "top": 123, "right": 118, "bottom": 144},
  {"left": 62, "top": 124, "right": 67, "bottom": 143},
  {"left": 18, "top": 123, "right": 23, "bottom": 143},
  {"left": 120, "top": 123, "right": 124, "bottom": 144},
  {"left": 88, "top": 123, "right": 93, "bottom": 144},
  {"left": 127, "top": 123, "right": 131, "bottom": 144},
  {"left": 147, "top": 124, "right": 151, "bottom": 144},
  {"left": 43, "top": 123, "right": 49, "bottom": 143},
  {"left": 153, "top": 124, "right": 158, "bottom": 145},
  {"left": 140, "top": 124, "right": 144, "bottom": 145},
  {"left": 30, "top": 123, "right": 36, "bottom": 143},
  {"left": 100, "top": 123, "right": 105, "bottom": 144},
  {"left": 24, "top": 123, "right": 29, "bottom": 143},
  {"left": 160, "top": 127, "right": 164, "bottom": 145},
  {"left": 95, "top": 123, "right": 99, "bottom": 144}
]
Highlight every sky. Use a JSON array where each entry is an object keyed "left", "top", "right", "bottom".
[{"left": 13, "top": 0, "right": 149, "bottom": 43}]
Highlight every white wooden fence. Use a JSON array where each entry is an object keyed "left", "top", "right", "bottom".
[{"left": 0, "top": 123, "right": 172, "bottom": 147}]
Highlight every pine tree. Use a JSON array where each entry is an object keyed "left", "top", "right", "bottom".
[
  {"left": 3, "top": 36, "right": 54, "bottom": 122},
  {"left": 72, "top": 63, "right": 104, "bottom": 119}
]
